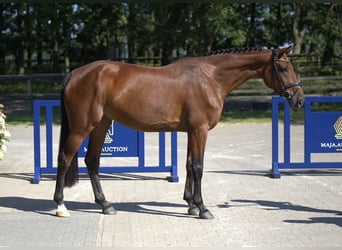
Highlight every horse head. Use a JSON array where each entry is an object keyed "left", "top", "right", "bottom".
[{"left": 264, "top": 46, "right": 305, "bottom": 110}]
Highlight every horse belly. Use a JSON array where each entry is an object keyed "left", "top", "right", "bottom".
[
  {"left": 110, "top": 110, "right": 183, "bottom": 132},
  {"left": 108, "top": 95, "right": 184, "bottom": 132}
]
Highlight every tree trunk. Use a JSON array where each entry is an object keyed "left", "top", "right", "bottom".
[
  {"left": 153, "top": 48, "right": 160, "bottom": 66},
  {"left": 292, "top": 4, "right": 307, "bottom": 55},
  {"left": 245, "top": 3, "right": 256, "bottom": 47},
  {"left": 0, "top": 4, "right": 5, "bottom": 65},
  {"left": 27, "top": 45, "right": 32, "bottom": 68},
  {"left": 64, "top": 49, "right": 70, "bottom": 73},
  {"left": 127, "top": 37, "right": 136, "bottom": 64},
  {"left": 161, "top": 46, "right": 173, "bottom": 66},
  {"left": 322, "top": 32, "right": 334, "bottom": 66},
  {"left": 52, "top": 39, "right": 59, "bottom": 72},
  {"left": 17, "top": 45, "right": 25, "bottom": 74},
  {"left": 37, "top": 42, "right": 42, "bottom": 65},
  {"left": 16, "top": 4, "right": 25, "bottom": 74}
]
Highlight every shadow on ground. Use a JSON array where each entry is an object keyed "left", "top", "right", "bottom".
[
  {"left": 0, "top": 196, "right": 190, "bottom": 219},
  {"left": 222, "top": 199, "right": 342, "bottom": 227}
]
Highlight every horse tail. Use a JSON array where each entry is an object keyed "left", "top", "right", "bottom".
[{"left": 58, "top": 73, "right": 79, "bottom": 187}]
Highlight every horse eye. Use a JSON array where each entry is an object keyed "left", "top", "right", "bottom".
[{"left": 280, "top": 67, "right": 288, "bottom": 73}]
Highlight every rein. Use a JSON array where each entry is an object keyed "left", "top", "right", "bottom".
[{"left": 272, "top": 49, "right": 302, "bottom": 99}]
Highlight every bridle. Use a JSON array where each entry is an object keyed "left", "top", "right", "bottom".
[{"left": 272, "top": 49, "right": 302, "bottom": 100}]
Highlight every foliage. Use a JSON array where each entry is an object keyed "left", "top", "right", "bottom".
[
  {"left": 0, "top": 104, "right": 10, "bottom": 160},
  {"left": 0, "top": 3, "right": 341, "bottom": 74}
]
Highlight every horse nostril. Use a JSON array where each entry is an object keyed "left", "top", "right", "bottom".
[{"left": 297, "top": 99, "right": 304, "bottom": 108}]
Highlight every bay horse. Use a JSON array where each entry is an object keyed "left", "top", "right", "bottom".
[{"left": 54, "top": 46, "right": 304, "bottom": 219}]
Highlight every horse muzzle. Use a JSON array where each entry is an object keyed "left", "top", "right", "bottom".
[{"left": 288, "top": 86, "right": 305, "bottom": 110}]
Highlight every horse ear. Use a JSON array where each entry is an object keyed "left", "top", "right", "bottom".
[{"left": 276, "top": 45, "right": 293, "bottom": 58}]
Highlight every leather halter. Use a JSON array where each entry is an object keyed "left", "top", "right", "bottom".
[{"left": 272, "top": 49, "right": 302, "bottom": 99}]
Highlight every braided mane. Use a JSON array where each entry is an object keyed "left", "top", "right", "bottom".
[
  {"left": 175, "top": 47, "right": 269, "bottom": 62},
  {"left": 200, "top": 47, "right": 266, "bottom": 57}
]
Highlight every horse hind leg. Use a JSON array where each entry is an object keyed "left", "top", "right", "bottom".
[
  {"left": 85, "top": 118, "right": 116, "bottom": 215},
  {"left": 54, "top": 132, "right": 85, "bottom": 217}
]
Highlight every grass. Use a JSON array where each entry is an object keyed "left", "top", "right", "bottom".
[
  {"left": 6, "top": 114, "right": 34, "bottom": 125},
  {"left": 6, "top": 109, "right": 61, "bottom": 125},
  {"left": 220, "top": 108, "right": 305, "bottom": 124},
  {"left": 311, "top": 102, "right": 342, "bottom": 112},
  {"left": 220, "top": 110, "right": 273, "bottom": 123},
  {"left": 0, "top": 82, "right": 61, "bottom": 95}
]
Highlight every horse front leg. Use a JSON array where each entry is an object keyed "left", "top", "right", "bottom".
[
  {"left": 187, "top": 127, "right": 214, "bottom": 219},
  {"left": 85, "top": 118, "right": 116, "bottom": 215},
  {"left": 183, "top": 144, "right": 200, "bottom": 216}
]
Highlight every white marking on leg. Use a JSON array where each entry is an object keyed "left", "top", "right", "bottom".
[{"left": 56, "top": 203, "right": 70, "bottom": 217}]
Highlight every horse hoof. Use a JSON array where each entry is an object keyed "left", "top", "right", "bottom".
[
  {"left": 56, "top": 210, "right": 70, "bottom": 217},
  {"left": 188, "top": 207, "right": 200, "bottom": 216},
  {"left": 56, "top": 204, "right": 70, "bottom": 217},
  {"left": 103, "top": 205, "right": 117, "bottom": 215},
  {"left": 199, "top": 210, "right": 214, "bottom": 219}
]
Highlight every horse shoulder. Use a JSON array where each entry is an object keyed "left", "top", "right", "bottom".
[
  {"left": 199, "top": 63, "right": 224, "bottom": 108},
  {"left": 176, "top": 62, "right": 223, "bottom": 130}
]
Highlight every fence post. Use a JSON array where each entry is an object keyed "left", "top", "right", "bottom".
[
  {"left": 271, "top": 97, "right": 280, "bottom": 178},
  {"left": 26, "top": 78, "right": 32, "bottom": 96},
  {"left": 169, "top": 131, "right": 179, "bottom": 182},
  {"left": 32, "top": 100, "right": 41, "bottom": 184}
]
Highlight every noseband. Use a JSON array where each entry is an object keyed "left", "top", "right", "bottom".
[{"left": 272, "top": 49, "right": 302, "bottom": 99}]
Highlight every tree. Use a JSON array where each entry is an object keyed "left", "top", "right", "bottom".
[
  {"left": 10, "top": 3, "right": 26, "bottom": 74},
  {"left": 187, "top": 3, "right": 248, "bottom": 53},
  {"left": 303, "top": 3, "right": 342, "bottom": 65},
  {"left": 149, "top": 4, "right": 189, "bottom": 65},
  {"left": 261, "top": 4, "right": 293, "bottom": 49},
  {"left": 321, "top": 4, "right": 342, "bottom": 65},
  {"left": 124, "top": 3, "right": 154, "bottom": 63},
  {"left": 76, "top": 3, "right": 127, "bottom": 63},
  {"left": 0, "top": 3, "right": 340, "bottom": 73},
  {"left": 292, "top": 3, "right": 309, "bottom": 54}
]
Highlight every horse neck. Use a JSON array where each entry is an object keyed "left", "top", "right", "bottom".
[{"left": 205, "top": 51, "right": 271, "bottom": 97}]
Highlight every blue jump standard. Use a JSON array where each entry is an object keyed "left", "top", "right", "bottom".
[{"left": 271, "top": 96, "right": 342, "bottom": 178}]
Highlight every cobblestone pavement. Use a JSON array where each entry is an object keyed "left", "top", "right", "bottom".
[{"left": 0, "top": 123, "right": 341, "bottom": 247}]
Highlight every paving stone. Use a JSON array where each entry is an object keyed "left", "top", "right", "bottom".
[{"left": 0, "top": 124, "right": 341, "bottom": 247}]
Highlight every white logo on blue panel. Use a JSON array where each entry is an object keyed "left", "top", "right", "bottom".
[
  {"left": 104, "top": 121, "right": 115, "bottom": 144},
  {"left": 334, "top": 117, "right": 342, "bottom": 139}
]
